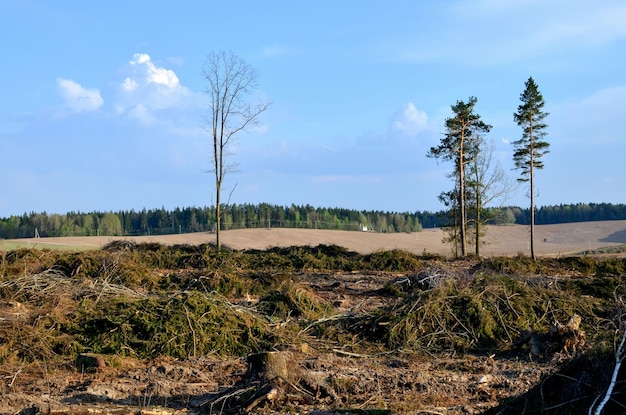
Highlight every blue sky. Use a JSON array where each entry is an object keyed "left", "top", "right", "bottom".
[{"left": 1, "top": 0, "right": 625, "bottom": 216}]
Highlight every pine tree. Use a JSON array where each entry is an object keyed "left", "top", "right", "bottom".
[
  {"left": 428, "top": 97, "right": 491, "bottom": 257},
  {"left": 513, "top": 77, "right": 550, "bottom": 260}
]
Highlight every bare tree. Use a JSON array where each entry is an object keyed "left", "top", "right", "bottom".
[
  {"left": 202, "top": 51, "right": 270, "bottom": 251},
  {"left": 466, "top": 138, "right": 516, "bottom": 256}
]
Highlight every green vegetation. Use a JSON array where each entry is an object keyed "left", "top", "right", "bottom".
[
  {"left": 0, "top": 204, "right": 424, "bottom": 239},
  {"left": 2, "top": 202, "right": 626, "bottom": 239},
  {"left": 0, "top": 243, "right": 624, "bottom": 364},
  {"left": 428, "top": 96, "right": 492, "bottom": 257},
  {"left": 1, "top": 243, "right": 625, "bottom": 412},
  {"left": 385, "top": 271, "right": 605, "bottom": 351},
  {"left": 0, "top": 239, "right": 96, "bottom": 251},
  {"left": 513, "top": 77, "right": 551, "bottom": 259}
]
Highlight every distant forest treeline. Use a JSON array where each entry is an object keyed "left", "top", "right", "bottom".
[{"left": 1, "top": 202, "right": 625, "bottom": 239}]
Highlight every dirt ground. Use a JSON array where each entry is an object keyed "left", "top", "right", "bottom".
[
  {"left": 8, "top": 220, "right": 626, "bottom": 257},
  {"left": 2, "top": 221, "right": 625, "bottom": 414},
  {"left": 0, "top": 270, "right": 565, "bottom": 415}
]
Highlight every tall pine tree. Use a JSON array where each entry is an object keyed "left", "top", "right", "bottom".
[
  {"left": 428, "top": 97, "right": 491, "bottom": 257},
  {"left": 513, "top": 77, "right": 550, "bottom": 260}
]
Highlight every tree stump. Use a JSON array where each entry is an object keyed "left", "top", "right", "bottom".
[
  {"left": 247, "top": 351, "right": 291, "bottom": 382},
  {"left": 75, "top": 353, "right": 106, "bottom": 373},
  {"left": 200, "top": 350, "right": 304, "bottom": 413}
]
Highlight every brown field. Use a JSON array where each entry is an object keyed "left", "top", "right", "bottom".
[{"left": 5, "top": 220, "right": 626, "bottom": 256}]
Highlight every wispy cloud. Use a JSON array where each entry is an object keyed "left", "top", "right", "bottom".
[
  {"left": 552, "top": 85, "right": 626, "bottom": 144},
  {"left": 122, "top": 77, "right": 138, "bottom": 92},
  {"left": 517, "top": 3, "right": 626, "bottom": 52},
  {"left": 388, "top": 1, "right": 626, "bottom": 66},
  {"left": 390, "top": 102, "right": 431, "bottom": 138},
  {"left": 127, "top": 103, "right": 154, "bottom": 125},
  {"left": 56, "top": 78, "right": 103, "bottom": 113}
]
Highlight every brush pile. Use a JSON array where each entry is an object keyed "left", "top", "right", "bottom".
[{"left": 0, "top": 243, "right": 625, "bottom": 414}]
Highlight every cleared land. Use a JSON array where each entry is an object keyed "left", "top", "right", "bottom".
[
  {"left": 5, "top": 220, "right": 626, "bottom": 256},
  {"left": 1, "top": 222, "right": 626, "bottom": 413}
]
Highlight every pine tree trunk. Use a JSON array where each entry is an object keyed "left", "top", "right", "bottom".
[
  {"left": 459, "top": 141, "right": 467, "bottom": 257},
  {"left": 475, "top": 202, "right": 481, "bottom": 257},
  {"left": 530, "top": 139, "right": 536, "bottom": 260}
]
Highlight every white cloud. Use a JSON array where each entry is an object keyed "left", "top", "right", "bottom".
[
  {"left": 122, "top": 78, "right": 137, "bottom": 91},
  {"left": 390, "top": 102, "right": 430, "bottom": 137},
  {"left": 127, "top": 103, "right": 154, "bottom": 125},
  {"left": 56, "top": 78, "right": 103, "bottom": 113},
  {"left": 130, "top": 53, "right": 180, "bottom": 88},
  {"left": 115, "top": 53, "right": 198, "bottom": 124}
]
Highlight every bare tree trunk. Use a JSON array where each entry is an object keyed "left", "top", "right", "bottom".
[
  {"left": 475, "top": 199, "right": 481, "bottom": 257},
  {"left": 530, "top": 137, "right": 536, "bottom": 260},
  {"left": 215, "top": 191, "right": 221, "bottom": 250},
  {"left": 214, "top": 128, "right": 222, "bottom": 251},
  {"left": 459, "top": 138, "right": 467, "bottom": 257}
]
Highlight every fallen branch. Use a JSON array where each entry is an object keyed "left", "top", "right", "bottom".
[
  {"left": 298, "top": 313, "right": 353, "bottom": 335},
  {"left": 8, "top": 362, "right": 24, "bottom": 388},
  {"left": 332, "top": 348, "right": 396, "bottom": 358}
]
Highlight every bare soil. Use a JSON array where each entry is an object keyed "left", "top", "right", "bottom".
[{"left": 10, "top": 220, "right": 626, "bottom": 256}]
